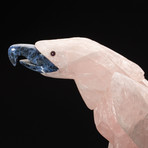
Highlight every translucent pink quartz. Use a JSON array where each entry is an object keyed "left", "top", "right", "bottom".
[{"left": 35, "top": 38, "right": 148, "bottom": 148}]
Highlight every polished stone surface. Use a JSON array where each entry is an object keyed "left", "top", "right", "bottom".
[
  {"left": 8, "top": 44, "right": 58, "bottom": 73},
  {"left": 8, "top": 37, "right": 148, "bottom": 148},
  {"left": 35, "top": 37, "right": 148, "bottom": 148}
]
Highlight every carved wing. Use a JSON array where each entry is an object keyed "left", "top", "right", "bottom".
[{"left": 94, "top": 72, "right": 148, "bottom": 148}]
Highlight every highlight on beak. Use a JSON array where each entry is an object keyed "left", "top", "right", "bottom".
[{"left": 8, "top": 44, "right": 58, "bottom": 73}]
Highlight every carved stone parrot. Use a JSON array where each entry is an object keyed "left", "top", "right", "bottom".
[{"left": 8, "top": 37, "right": 148, "bottom": 148}]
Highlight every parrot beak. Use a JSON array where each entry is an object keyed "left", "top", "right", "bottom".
[{"left": 8, "top": 44, "right": 59, "bottom": 73}]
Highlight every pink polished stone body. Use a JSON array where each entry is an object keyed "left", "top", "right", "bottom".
[{"left": 35, "top": 37, "right": 148, "bottom": 148}]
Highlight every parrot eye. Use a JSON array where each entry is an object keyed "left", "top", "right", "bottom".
[{"left": 50, "top": 51, "right": 56, "bottom": 56}]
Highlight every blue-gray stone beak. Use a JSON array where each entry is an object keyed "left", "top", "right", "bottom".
[{"left": 8, "top": 44, "right": 59, "bottom": 73}]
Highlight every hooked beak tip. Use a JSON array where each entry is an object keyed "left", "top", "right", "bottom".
[{"left": 8, "top": 46, "right": 17, "bottom": 67}]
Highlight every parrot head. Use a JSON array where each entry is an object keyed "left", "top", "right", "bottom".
[{"left": 8, "top": 37, "right": 97, "bottom": 79}]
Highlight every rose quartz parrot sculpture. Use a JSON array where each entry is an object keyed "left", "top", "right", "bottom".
[{"left": 8, "top": 37, "right": 148, "bottom": 148}]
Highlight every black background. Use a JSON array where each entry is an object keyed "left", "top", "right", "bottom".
[{"left": 1, "top": 2, "right": 148, "bottom": 148}]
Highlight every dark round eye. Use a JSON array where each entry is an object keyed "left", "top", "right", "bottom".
[{"left": 50, "top": 51, "right": 56, "bottom": 56}]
